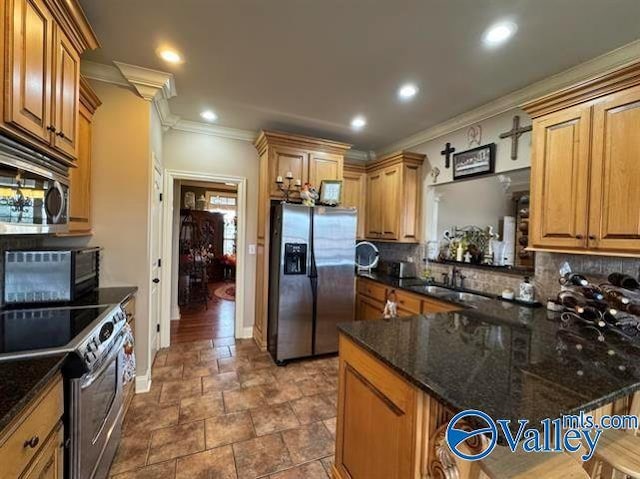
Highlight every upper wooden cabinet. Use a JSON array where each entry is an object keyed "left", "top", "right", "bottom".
[
  {"left": 529, "top": 104, "right": 591, "bottom": 250},
  {"left": 342, "top": 161, "right": 366, "bottom": 239},
  {"left": 1, "top": 0, "right": 98, "bottom": 166},
  {"left": 52, "top": 26, "right": 80, "bottom": 158},
  {"left": 257, "top": 130, "right": 350, "bottom": 201},
  {"left": 65, "top": 77, "right": 100, "bottom": 235},
  {"left": 523, "top": 61, "right": 640, "bottom": 256},
  {"left": 364, "top": 151, "right": 425, "bottom": 243}
]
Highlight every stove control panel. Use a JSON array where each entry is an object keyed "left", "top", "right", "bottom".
[{"left": 77, "top": 305, "right": 127, "bottom": 369}]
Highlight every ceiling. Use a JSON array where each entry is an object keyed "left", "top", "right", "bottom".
[{"left": 80, "top": 0, "right": 640, "bottom": 151}]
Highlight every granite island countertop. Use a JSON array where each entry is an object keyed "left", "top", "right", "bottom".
[{"left": 348, "top": 272, "right": 640, "bottom": 430}]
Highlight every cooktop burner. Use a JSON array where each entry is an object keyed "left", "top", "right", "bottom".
[{"left": 0, "top": 305, "right": 110, "bottom": 357}]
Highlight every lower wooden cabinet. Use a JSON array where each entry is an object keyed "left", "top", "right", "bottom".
[
  {"left": 355, "top": 277, "right": 460, "bottom": 320},
  {"left": 356, "top": 295, "right": 385, "bottom": 321},
  {"left": 0, "top": 374, "right": 64, "bottom": 479},
  {"left": 335, "top": 335, "right": 421, "bottom": 479},
  {"left": 22, "top": 422, "right": 63, "bottom": 479}
]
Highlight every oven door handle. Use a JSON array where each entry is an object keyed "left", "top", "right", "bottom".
[{"left": 81, "top": 333, "right": 125, "bottom": 390}]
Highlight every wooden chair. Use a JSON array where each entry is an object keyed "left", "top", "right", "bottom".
[
  {"left": 586, "top": 392, "right": 640, "bottom": 478},
  {"left": 480, "top": 445, "right": 590, "bottom": 479}
]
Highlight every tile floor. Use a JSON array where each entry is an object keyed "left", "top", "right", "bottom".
[{"left": 109, "top": 338, "right": 338, "bottom": 478}]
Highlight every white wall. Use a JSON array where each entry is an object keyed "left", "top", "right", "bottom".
[
  {"left": 409, "top": 108, "right": 533, "bottom": 240},
  {"left": 163, "top": 129, "right": 259, "bottom": 330}
]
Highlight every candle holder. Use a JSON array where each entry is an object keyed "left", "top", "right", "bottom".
[{"left": 275, "top": 177, "right": 301, "bottom": 203}]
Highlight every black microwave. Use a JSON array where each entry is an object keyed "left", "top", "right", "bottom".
[{"left": 3, "top": 247, "right": 100, "bottom": 304}]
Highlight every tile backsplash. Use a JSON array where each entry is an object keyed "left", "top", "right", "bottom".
[{"left": 371, "top": 241, "right": 640, "bottom": 302}]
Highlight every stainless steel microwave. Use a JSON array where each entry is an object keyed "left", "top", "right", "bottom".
[{"left": 0, "top": 152, "right": 69, "bottom": 234}]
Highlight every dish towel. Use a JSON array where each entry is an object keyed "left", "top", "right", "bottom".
[
  {"left": 383, "top": 300, "right": 398, "bottom": 319},
  {"left": 123, "top": 323, "right": 136, "bottom": 385}
]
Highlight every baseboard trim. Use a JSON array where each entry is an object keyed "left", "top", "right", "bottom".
[
  {"left": 171, "top": 306, "right": 181, "bottom": 321},
  {"left": 135, "top": 370, "right": 152, "bottom": 393},
  {"left": 238, "top": 326, "right": 254, "bottom": 339}
]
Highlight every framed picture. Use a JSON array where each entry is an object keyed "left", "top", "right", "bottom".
[
  {"left": 453, "top": 143, "right": 496, "bottom": 180},
  {"left": 319, "top": 180, "right": 342, "bottom": 206}
]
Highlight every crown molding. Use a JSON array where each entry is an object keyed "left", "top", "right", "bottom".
[
  {"left": 81, "top": 60, "right": 130, "bottom": 87},
  {"left": 172, "top": 120, "right": 257, "bottom": 142},
  {"left": 344, "top": 149, "right": 371, "bottom": 162},
  {"left": 377, "top": 39, "right": 640, "bottom": 155},
  {"left": 113, "top": 61, "right": 177, "bottom": 101}
]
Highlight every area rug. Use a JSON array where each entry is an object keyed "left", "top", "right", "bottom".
[{"left": 213, "top": 284, "right": 236, "bottom": 301}]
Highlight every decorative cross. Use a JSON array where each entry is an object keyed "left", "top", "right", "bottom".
[
  {"left": 499, "top": 115, "right": 532, "bottom": 161},
  {"left": 440, "top": 142, "right": 455, "bottom": 168}
]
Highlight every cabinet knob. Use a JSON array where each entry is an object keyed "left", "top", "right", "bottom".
[
  {"left": 588, "top": 235, "right": 597, "bottom": 240},
  {"left": 23, "top": 435, "right": 39, "bottom": 449},
  {"left": 575, "top": 234, "right": 584, "bottom": 240},
  {"left": 46, "top": 125, "right": 56, "bottom": 132},
  {"left": 56, "top": 131, "right": 66, "bottom": 139}
]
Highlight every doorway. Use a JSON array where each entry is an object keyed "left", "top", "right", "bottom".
[{"left": 160, "top": 171, "right": 247, "bottom": 349}]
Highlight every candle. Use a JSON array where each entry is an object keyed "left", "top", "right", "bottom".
[
  {"left": 285, "top": 171, "right": 293, "bottom": 179},
  {"left": 294, "top": 179, "right": 302, "bottom": 186},
  {"left": 276, "top": 176, "right": 283, "bottom": 183}
]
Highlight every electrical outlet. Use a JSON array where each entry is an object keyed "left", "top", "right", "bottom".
[{"left": 248, "top": 244, "right": 256, "bottom": 255}]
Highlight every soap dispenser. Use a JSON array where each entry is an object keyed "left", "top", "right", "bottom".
[{"left": 518, "top": 276, "right": 535, "bottom": 303}]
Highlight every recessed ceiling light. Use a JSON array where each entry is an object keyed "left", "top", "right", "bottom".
[
  {"left": 159, "top": 49, "right": 182, "bottom": 64},
  {"left": 398, "top": 83, "right": 419, "bottom": 100},
  {"left": 351, "top": 115, "right": 366, "bottom": 130},
  {"left": 483, "top": 21, "right": 517, "bottom": 47},
  {"left": 200, "top": 110, "right": 217, "bottom": 121}
]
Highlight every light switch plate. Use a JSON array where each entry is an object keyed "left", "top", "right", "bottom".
[{"left": 248, "top": 244, "right": 256, "bottom": 255}]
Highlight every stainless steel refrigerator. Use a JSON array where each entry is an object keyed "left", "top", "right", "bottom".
[{"left": 267, "top": 203, "right": 357, "bottom": 364}]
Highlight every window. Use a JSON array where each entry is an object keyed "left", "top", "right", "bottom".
[{"left": 204, "top": 190, "right": 237, "bottom": 255}]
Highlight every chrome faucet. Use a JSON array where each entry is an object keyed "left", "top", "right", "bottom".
[{"left": 450, "top": 266, "right": 466, "bottom": 289}]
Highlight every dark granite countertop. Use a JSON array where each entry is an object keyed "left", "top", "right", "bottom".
[
  {"left": 0, "top": 354, "right": 66, "bottom": 432},
  {"left": 339, "top": 310, "right": 640, "bottom": 434},
  {"left": 348, "top": 272, "right": 640, "bottom": 434}
]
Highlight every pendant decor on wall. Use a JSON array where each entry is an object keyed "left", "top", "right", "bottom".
[
  {"left": 467, "top": 124, "right": 482, "bottom": 147},
  {"left": 452, "top": 143, "right": 496, "bottom": 180},
  {"left": 499, "top": 115, "right": 532, "bottom": 161},
  {"left": 440, "top": 142, "right": 456, "bottom": 168}
]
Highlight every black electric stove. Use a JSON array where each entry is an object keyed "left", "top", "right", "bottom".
[{"left": 0, "top": 304, "right": 127, "bottom": 369}]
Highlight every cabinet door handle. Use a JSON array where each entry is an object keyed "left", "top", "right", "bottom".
[
  {"left": 575, "top": 234, "right": 584, "bottom": 240},
  {"left": 588, "top": 235, "right": 597, "bottom": 240},
  {"left": 56, "top": 131, "right": 66, "bottom": 139},
  {"left": 47, "top": 125, "right": 56, "bottom": 132},
  {"left": 24, "top": 435, "right": 39, "bottom": 449}
]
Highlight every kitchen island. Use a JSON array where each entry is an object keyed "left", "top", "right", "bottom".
[{"left": 333, "top": 305, "right": 640, "bottom": 479}]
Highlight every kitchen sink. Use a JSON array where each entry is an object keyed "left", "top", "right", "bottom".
[
  {"left": 442, "top": 291, "right": 492, "bottom": 303},
  {"left": 422, "top": 285, "right": 454, "bottom": 295}
]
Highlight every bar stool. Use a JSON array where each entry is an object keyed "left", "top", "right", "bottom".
[
  {"left": 588, "top": 429, "right": 640, "bottom": 478},
  {"left": 480, "top": 445, "right": 590, "bottom": 479}
]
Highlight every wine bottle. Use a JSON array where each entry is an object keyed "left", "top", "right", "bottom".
[
  {"left": 608, "top": 273, "right": 640, "bottom": 291},
  {"left": 602, "top": 287, "right": 631, "bottom": 306},
  {"left": 582, "top": 286, "right": 605, "bottom": 302},
  {"left": 585, "top": 300, "right": 617, "bottom": 316},
  {"left": 626, "top": 303, "right": 640, "bottom": 316},
  {"left": 560, "top": 273, "right": 589, "bottom": 287},
  {"left": 558, "top": 291, "right": 584, "bottom": 308}
]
